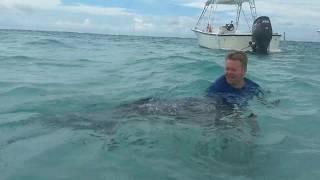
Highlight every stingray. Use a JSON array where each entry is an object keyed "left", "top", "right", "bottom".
[
  {"left": 115, "top": 96, "right": 259, "bottom": 133},
  {"left": 3, "top": 96, "right": 260, "bottom": 164}
]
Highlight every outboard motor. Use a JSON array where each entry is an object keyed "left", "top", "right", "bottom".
[{"left": 250, "top": 16, "right": 273, "bottom": 54}]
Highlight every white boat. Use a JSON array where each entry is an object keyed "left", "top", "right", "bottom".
[{"left": 192, "top": 0, "right": 281, "bottom": 53}]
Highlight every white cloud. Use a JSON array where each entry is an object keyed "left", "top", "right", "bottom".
[
  {"left": 256, "top": 1, "right": 319, "bottom": 23},
  {"left": 180, "top": 0, "right": 320, "bottom": 41},
  {"left": 181, "top": 0, "right": 320, "bottom": 25},
  {"left": 182, "top": 1, "right": 204, "bottom": 9},
  {"left": 130, "top": 15, "right": 197, "bottom": 37},
  {"left": 0, "top": 0, "right": 60, "bottom": 9},
  {"left": 0, "top": 0, "right": 319, "bottom": 41},
  {"left": 0, "top": 0, "right": 197, "bottom": 37},
  {"left": 0, "top": 0, "right": 132, "bottom": 16},
  {"left": 133, "top": 17, "right": 154, "bottom": 31},
  {"left": 54, "top": 18, "right": 92, "bottom": 28},
  {"left": 60, "top": 4, "right": 132, "bottom": 16}
]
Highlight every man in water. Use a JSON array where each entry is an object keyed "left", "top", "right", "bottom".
[{"left": 207, "top": 51, "right": 262, "bottom": 108}]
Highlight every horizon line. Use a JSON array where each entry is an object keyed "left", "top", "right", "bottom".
[{"left": 0, "top": 28, "right": 319, "bottom": 43}]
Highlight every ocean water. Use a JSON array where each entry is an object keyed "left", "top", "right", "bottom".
[{"left": 0, "top": 29, "right": 320, "bottom": 180}]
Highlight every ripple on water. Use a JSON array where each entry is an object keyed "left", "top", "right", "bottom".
[{"left": 1, "top": 30, "right": 320, "bottom": 180}]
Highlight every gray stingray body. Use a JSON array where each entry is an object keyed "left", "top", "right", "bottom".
[
  {"left": 117, "top": 97, "right": 258, "bottom": 133},
  {"left": 118, "top": 97, "right": 219, "bottom": 118},
  {"left": 13, "top": 96, "right": 258, "bottom": 164}
]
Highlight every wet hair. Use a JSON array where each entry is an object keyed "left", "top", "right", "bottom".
[{"left": 225, "top": 51, "right": 248, "bottom": 71}]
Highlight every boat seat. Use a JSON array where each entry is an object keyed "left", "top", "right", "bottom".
[{"left": 218, "top": 26, "right": 236, "bottom": 34}]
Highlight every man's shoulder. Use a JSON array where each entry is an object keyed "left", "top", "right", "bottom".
[
  {"left": 207, "top": 75, "right": 229, "bottom": 94},
  {"left": 244, "top": 77, "right": 263, "bottom": 97},
  {"left": 245, "top": 78, "right": 260, "bottom": 88},
  {"left": 214, "top": 75, "right": 227, "bottom": 85}
]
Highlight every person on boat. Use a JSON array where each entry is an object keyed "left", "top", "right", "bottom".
[
  {"left": 225, "top": 21, "right": 234, "bottom": 31},
  {"left": 207, "top": 51, "right": 262, "bottom": 107},
  {"left": 206, "top": 23, "right": 212, "bottom": 32}
]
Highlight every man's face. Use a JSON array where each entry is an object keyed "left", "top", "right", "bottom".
[{"left": 225, "top": 59, "right": 246, "bottom": 86}]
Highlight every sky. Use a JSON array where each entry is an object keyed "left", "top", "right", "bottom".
[{"left": 0, "top": 0, "right": 319, "bottom": 42}]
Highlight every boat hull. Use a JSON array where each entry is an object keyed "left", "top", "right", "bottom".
[{"left": 193, "top": 29, "right": 281, "bottom": 52}]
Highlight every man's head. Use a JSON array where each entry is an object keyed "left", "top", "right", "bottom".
[{"left": 224, "top": 51, "right": 247, "bottom": 88}]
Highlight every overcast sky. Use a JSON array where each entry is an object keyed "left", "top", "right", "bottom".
[{"left": 0, "top": 0, "right": 319, "bottom": 42}]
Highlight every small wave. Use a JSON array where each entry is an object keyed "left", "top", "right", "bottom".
[
  {"left": 0, "top": 81, "right": 21, "bottom": 87},
  {"left": 0, "top": 112, "right": 39, "bottom": 127},
  {"left": 188, "top": 79, "right": 211, "bottom": 87},
  {"left": 257, "top": 132, "right": 288, "bottom": 146},
  {"left": 0, "top": 55, "right": 35, "bottom": 61},
  {"left": 166, "top": 55, "right": 199, "bottom": 61},
  {"left": 152, "top": 37, "right": 195, "bottom": 45},
  {"left": 134, "top": 55, "right": 200, "bottom": 63},
  {"left": 124, "top": 57, "right": 166, "bottom": 66},
  {"left": 2, "top": 129, "right": 53, "bottom": 148},
  {"left": 0, "top": 86, "right": 47, "bottom": 97},
  {"left": 77, "top": 58, "right": 93, "bottom": 63},
  {"left": 76, "top": 58, "right": 102, "bottom": 63},
  {"left": 170, "top": 59, "right": 219, "bottom": 74},
  {"left": 25, "top": 39, "right": 73, "bottom": 48},
  {"left": 35, "top": 62, "right": 84, "bottom": 68}
]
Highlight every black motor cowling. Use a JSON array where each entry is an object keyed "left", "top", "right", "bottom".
[{"left": 250, "top": 16, "right": 273, "bottom": 54}]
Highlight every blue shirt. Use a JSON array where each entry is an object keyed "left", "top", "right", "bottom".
[{"left": 207, "top": 75, "right": 262, "bottom": 107}]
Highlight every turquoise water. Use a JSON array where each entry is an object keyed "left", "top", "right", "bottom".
[{"left": 0, "top": 29, "right": 320, "bottom": 180}]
